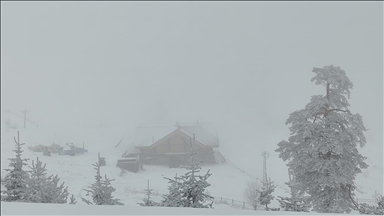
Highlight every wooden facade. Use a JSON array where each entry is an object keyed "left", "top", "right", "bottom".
[
  {"left": 31, "top": 144, "right": 48, "bottom": 152},
  {"left": 48, "top": 143, "right": 62, "bottom": 153},
  {"left": 133, "top": 126, "right": 220, "bottom": 167}
]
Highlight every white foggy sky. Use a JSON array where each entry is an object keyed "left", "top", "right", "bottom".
[{"left": 1, "top": 2, "right": 383, "bottom": 163}]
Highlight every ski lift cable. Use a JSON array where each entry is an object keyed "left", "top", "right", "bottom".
[
  {"left": 2, "top": 109, "right": 39, "bottom": 127},
  {"left": 224, "top": 156, "right": 275, "bottom": 186}
]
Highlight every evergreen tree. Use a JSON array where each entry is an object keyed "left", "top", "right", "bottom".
[
  {"left": 161, "top": 137, "right": 213, "bottom": 208},
  {"left": 69, "top": 194, "right": 77, "bottom": 204},
  {"left": 277, "top": 179, "right": 310, "bottom": 212},
  {"left": 257, "top": 180, "right": 276, "bottom": 210},
  {"left": 378, "top": 195, "right": 384, "bottom": 212},
  {"left": 1, "top": 131, "right": 29, "bottom": 202},
  {"left": 359, "top": 195, "right": 384, "bottom": 215},
  {"left": 24, "top": 157, "right": 69, "bottom": 203},
  {"left": 161, "top": 174, "right": 183, "bottom": 207},
  {"left": 48, "top": 174, "right": 70, "bottom": 203},
  {"left": 162, "top": 169, "right": 213, "bottom": 208},
  {"left": 82, "top": 161, "right": 123, "bottom": 205},
  {"left": 139, "top": 180, "right": 158, "bottom": 206},
  {"left": 275, "top": 65, "right": 368, "bottom": 213}
]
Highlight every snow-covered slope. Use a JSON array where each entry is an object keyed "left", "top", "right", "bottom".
[
  {"left": 1, "top": 117, "right": 381, "bottom": 213},
  {"left": 1, "top": 202, "right": 336, "bottom": 215}
]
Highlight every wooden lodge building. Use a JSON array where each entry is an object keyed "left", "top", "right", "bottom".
[
  {"left": 124, "top": 123, "right": 226, "bottom": 168},
  {"left": 30, "top": 144, "right": 49, "bottom": 152}
]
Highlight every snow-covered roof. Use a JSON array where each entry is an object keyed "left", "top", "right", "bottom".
[
  {"left": 135, "top": 125, "right": 176, "bottom": 147},
  {"left": 134, "top": 124, "right": 219, "bottom": 148},
  {"left": 179, "top": 126, "right": 219, "bottom": 147}
]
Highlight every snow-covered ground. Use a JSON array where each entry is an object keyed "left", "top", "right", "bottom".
[
  {"left": 1, "top": 131, "right": 252, "bottom": 204},
  {"left": 1, "top": 201, "right": 340, "bottom": 215},
  {"left": 1, "top": 117, "right": 382, "bottom": 215}
]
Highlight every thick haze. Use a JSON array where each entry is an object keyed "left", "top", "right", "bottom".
[{"left": 1, "top": 2, "right": 383, "bottom": 168}]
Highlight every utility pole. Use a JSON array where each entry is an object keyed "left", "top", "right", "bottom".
[
  {"left": 22, "top": 108, "right": 29, "bottom": 128},
  {"left": 262, "top": 151, "right": 269, "bottom": 185}
]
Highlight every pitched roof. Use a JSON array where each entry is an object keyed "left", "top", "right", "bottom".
[
  {"left": 134, "top": 124, "right": 219, "bottom": 148},
  {"left": 179, "top": 126, "right": 219, "bottom": 147}
]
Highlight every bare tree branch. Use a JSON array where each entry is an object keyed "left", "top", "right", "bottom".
[{"left": 328, "top": 108, "right": 348, "bottom": 113}]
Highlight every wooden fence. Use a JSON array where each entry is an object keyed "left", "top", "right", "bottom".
[
  {"left": 213, "top": 196, "right": 379, "bottom": 209},
  {"left": 214, "top": 196, "right": 250, "bottom": 209},
  {"left": 355, "top": 198, "right": 378, "bottom": 205}
]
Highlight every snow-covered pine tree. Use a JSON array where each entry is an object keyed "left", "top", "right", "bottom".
[
  {"left": 82, "top": 161, "right": 123, "bottom": 205},
  {"left": 69, "top": 194, "right": 77, "bottom": 204},
  {"left": 257, "top": 180, "right": 276, "bottom": 210},
  {"left": 277, "top": 177, "right": 310, "bottom": 212},
  {"left": 161, "top": 174, "right": 183, "bottom": 207},
  {"left": 24, "top": 157, "right": 47, "bottom": 203},
  {"left": 82, "top": 161, "right": 102, "bottom": 205},
  {"left": 161, "top": 136, "right": 213, "bottom": 208},
  {"left": 139, "top": 180, "right": 158, "bottom": 206},
  {"left": 275, "top": 65, "right": 368, "bottom": 213},
  {"left": 48, "top": 174, "right": 70, "bottom": 203},
  {"left": 179, "top": 167, "right": 213, "bottom": 208},
  {"left": 100, "top": 175, "right": 124, "bottom": 205},
  {"left": 359, "top": 195, "right": 384, "bottom": 215},
  {"left": 24, "top": 157, "right": 69, "bottom": 203},
  {"left": 1, "top": 131, "right": 30, "bottom": 202},
  {"left": 378, "top": 195, "right": 384, "bottom": 212}
]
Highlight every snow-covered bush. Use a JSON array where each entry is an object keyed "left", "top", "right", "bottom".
[
  {"left": 243, "top": 180, "right": 262, "bottom": 210},
  {"left": 359, "top": 195, "right": 384, "bottom": 215},
  {"left": 277, "top": 177, "right": 310, "bottom": 212}
]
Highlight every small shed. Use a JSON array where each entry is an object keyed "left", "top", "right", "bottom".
[
  {"left": 116, "top": 155, "right": 140, "bottom": 173},
  {"left": 99, "top": 157, "right": 106, "bottom": 166},
  {"left": 75, "top": 147, "right": 88, "bottom": 154},
  {"left": 48, "top": 143, "right": 62, "bottom": 153},
  {"left": 61, "top": 145, "right": 88, "bottom": 156},
  {"left": 61, "top": 145, "right": 76, "bottom": 156},
  {"left": 31, "top": 144, "right": 48, "bottom": 152},
  {"left": 43, "top": 150, "right": 51, "bottom": 156}
]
